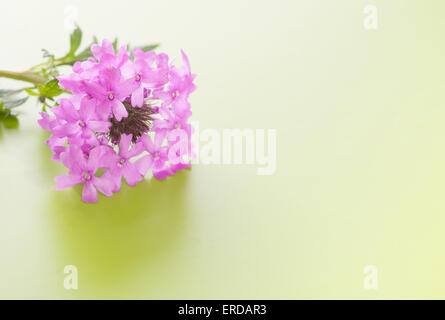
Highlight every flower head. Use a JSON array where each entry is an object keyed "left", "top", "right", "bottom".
[{"left": 39, "top": 41, "right": 196, "bottom": 202}]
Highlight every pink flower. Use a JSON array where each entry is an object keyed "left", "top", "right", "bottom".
[
  {"left": 153, "top": 50, "right": 196, "bottom": 115},
  {"left": 51, "top": 97, "right": 110, "bottom": 146},
  {"left": 54, "top": 145, "right": 114, "bottom": 203},
  {"left": 104, "top": 134, "right": 151, "bottom": 191},
  {"left": 91, "top": 40, "right": 129, "bottom": 68},
  {"left": 153, "top": 106, "right": 192, "bottom": 134},
  {"left": 122, "top": 49, "right": 169, "bottom": 108},
  {"left": 83, "top": 68, "right": 136, "bottom": 121},
  {"left": 139, "top": 131, "right": 169, "bottom": 175}
]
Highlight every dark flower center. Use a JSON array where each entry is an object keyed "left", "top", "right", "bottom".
[
  {"left": 108, "top": 92, "right": 115, "bottom": 101},
  {"left": 108, "top": 102, "right": 156, "bottom": 145}
]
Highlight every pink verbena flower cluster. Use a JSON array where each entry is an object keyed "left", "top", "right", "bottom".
[{"left": 38, "top": 39, "right": 196, "bottom": 203}]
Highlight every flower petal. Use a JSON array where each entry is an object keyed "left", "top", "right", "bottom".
[
  {"left": 122, "top": 164, "right": 143, "bottom": 186},
  {"left": 119, "top": 134, "right": 133, "bottom": 158},
  {"left": 134, "top": 155, "right": 152, "bottom": 176},
  {"left": 82, "top": 181, "right": 98, "bottom": 203},
  {"left": 88, "top": 120, "right": 111, "bottom": 132},
  {"left": 93, "top": 176, "right": 114, "bottom": 197},
  {"left": 79, "top": 97, "right": 96, "bottom": 120},
  {"left": 153, "top": 168, "right": 171, "bottom": 180},
  {"left": 112, "top": 100, "right": 128, "bottom": 121},
  {"left": 54, "top": 174, "right": 82, "bottom": 190},
  {"left": 131, "top": 85, "right": 144, "bottom": 108},
  {"left": 140, "top": 134, "right": 155, "bottom": 153},
  {"left": 154, "top": 130, "right": 167, "bottom": 148}
]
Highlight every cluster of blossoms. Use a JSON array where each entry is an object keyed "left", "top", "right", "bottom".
[{"left": 38, "top": 39, "right": 196, "bottom": 202}]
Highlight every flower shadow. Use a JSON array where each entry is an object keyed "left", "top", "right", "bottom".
[{"left": 46, "top": 167, "right": 191, "bottom": 294}]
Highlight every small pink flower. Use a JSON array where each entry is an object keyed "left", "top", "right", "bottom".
[
  {"left": 153, "top": 50, "right": 196, "bottom": 115},
  {"left": 83, "top": 68, "right": 137, "bottom": 121},
  {"left": 139, "top": 131, "right": 169, "bottom": 173},
  {"left": 51, "top": 97, "right": 110, "bottom": 145},
  {"left": 54, "top": 145, "right": 114, "bottom": 203},
  {"left": 104, "top": 134, "right": 150, "bottom": 191},
  {"left": 153, "top": 106, "right": 192, "bottom": 134}
]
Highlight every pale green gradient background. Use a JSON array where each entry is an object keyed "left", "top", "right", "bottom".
[{"left": 1, "top": 0, "right": 445, "bottom": 299}]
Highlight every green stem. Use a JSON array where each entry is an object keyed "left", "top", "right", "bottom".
[
  {"left": 0, "top": 69, "right": 46, "bottom": 85},
  {"left": 28, "top": 56, "right": 74, "bottom": 73}
]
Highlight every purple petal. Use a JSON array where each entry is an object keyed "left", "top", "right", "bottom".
[
  {"left": 127, "top": 141, "right": 145, "bottom": 158},
  {"left": 59, "top": 99, "right": 79, "bottom": 122},
  {"left": 180, "top": 49, "right": 191, "bottom": 74},
  {"left": 92, "top": 176, "right": 114, "bottom": 197},
  {"left": 172, "top": 162, "right": 191, "bottom": 172},
  {"left": 87, "top": 145, "right": 112, "bottom": 171},
  {"left": 153, "top": 168, "right": 171, "bottom": 180},
  {"left": 131, "top": 85, "right": 144, "bottom": 107},
  {"left": 112, "top": 100, "right": 128, "bottom": 121},
  {"left": 88, "top": 120, "right": 111, "bottom": 132},
  {"left": 133, "top": 155, "right": 152, "bottom": 176},
  {"left": 154, "top": 130, "right": 167, "bottom": 148},
  {"left": 52, "top": 123, "right": 80, "bottom": 138},
  {"left": 140, "top": 134, "right": 155, "bottom": 153},
  {"left": 82, "top": 81, "right": 107, "bottom": 100},
  {"left": 60, "top": 145, "right": 86, "bottom": 173},
  {"left": 82, "top": 181, "right": 98, "bottom": 203},
  {"left": 79, "top": 97, "right": 96, "bottom": 120},
  {"left": 38, "top": 112, "right": 53, "bottom": 131},
  {"left": 96, "top": 101, "right": 112, "bottom": 120},
  {"left": 119, "top": 134, "right": 132, "bottom": 158},
  {"left": 122, "top": 164, "right": 143, "bottom": 186},
  {"left": 116, "top": 78, "right": 138, "bottom": 100},
  {"left": 91, "top": 39, "right": 114, "bottom": 61},
  {"left": 54, "top": 174, "right": 82, "bottom": 190}
]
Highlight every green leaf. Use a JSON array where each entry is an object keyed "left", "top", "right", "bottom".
[
  {"left": 24, "top": 88, "right": 40, "bottom": 96},
  {"left": 1, "top": 114, "right": 19, "bottom": 129},
  {"left": 60, "top": 37, "right": 98, "bottom": 66},
  {"left": 0, "top": 102, "right": 11, "bottom": 119},
  {"left": 136, "top": 43, "right": 159, "bottom": 52},
  {"left": 2, "top": 96, "right": 28, "bottom": 109},
  {"left": 42, "top": 48, "right": 54, "bottom": 58},
  {"left": 68, "top": 26, "right": 82, "bottom": 57},
  {"left": 74, "top": 49, "right": 92, "bottom": 62},
  {"left": 0, "top": 89, "right": 22, "bottom": 98},
  {"left": 37, "top": 79, "right": 64, "bottom": 99},
  {"left": 112, "top": 37, "right": 119, "bottom": 53}
]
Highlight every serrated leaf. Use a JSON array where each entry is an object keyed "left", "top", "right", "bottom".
[
  {"left": 69, "top": 26, "right": 82, "bottom": 57},
  {"left": 74, "top": 49, "right": 93, "bottom": 62},
  {"left": 37, "top": 79, "right": 64, "bottom": 99},
  {"left": 70, "top": 28, "right": 82, "bottom": 51}
]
